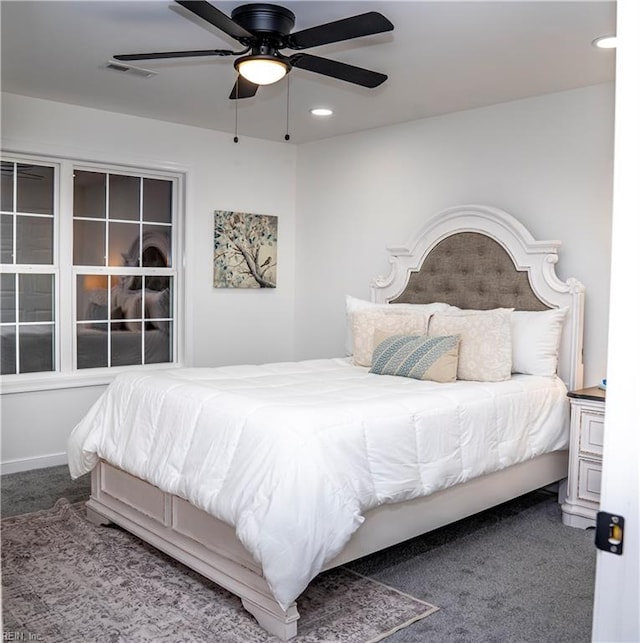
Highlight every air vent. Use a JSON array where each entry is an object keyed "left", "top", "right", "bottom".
[{"left": 105, "top": 61, "right": 157, "bottom": 78}]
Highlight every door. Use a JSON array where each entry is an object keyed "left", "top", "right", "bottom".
[{"left": 591, "top": 1, "right": 640, "bottom": 640}]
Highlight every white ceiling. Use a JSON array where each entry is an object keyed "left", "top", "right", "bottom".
[{"left": 1, "top": 1, "right": 616, "bottom": 144}]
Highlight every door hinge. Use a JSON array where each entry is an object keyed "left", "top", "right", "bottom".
[{"left": 595, "top": 511, "right": 624, "bottom": 555}]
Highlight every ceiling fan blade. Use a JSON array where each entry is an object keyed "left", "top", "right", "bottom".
[
  {"left": 175, "top": 0, "right": 254, "bottom": 42},
  {"left": 229, "top": 75, "right": 259, "bottom": 100},
  {"left": 285, "top": 12, "right": 393, "bottom": 50},
  {"left": 289, "top": 53, "right": 387, "bottom": 88},
  {"left": 114, "top": 49, "right": 236, "bottom": 62}
]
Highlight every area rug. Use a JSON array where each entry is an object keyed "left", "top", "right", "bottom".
[{"left": 1, "top": 500, "right": 438, "bottom": 642}]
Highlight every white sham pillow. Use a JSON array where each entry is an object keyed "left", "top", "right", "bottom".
[
  {"left": 345, "top": 295, "right": 451, "bottom": 356},
  {"left": 351, "top": 308, "right": 429, "bottom": 367},
  {"left": 428, "top": 309, "right": 513, "bottom": 381},
  {"left": 511, "top": 308, "right": 568, "bottom": 376}
]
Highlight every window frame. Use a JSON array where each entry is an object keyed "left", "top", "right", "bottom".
[
  {"left": 71, "top": 163, "right": 177, "bottom": 371},
  {"left": 1, "top": 157, "right": 60, "bottom": 376},
  {"left": 0, "top": 152, "right": 185, "bottom": 394}
]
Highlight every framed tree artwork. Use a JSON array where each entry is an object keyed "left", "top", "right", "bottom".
[{"left": 213, "top": 211, "right": 277, "bottom": 288}]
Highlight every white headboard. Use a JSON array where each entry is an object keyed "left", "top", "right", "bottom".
[{"left": 371, "top": 205, "right": 585, "bottom": 390}]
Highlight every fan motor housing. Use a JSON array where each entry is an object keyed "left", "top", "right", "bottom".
[{"left": 231, "top": 4, "right": 295, "bottom": 36}]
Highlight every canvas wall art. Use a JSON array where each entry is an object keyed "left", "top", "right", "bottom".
[{"left": 213, "top": 210, "right": 277, "bottom": 288}]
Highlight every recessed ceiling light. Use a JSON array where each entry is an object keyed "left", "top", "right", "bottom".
[
  {"left": 310, "top": 108, "right": 333, "bottom": 117},
  {"left": 592, "top": 35, "right": 617, "bottom": 49}
]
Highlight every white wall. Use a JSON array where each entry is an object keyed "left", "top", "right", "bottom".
[
  {"left": 1, "top": 93, "right": 297, "bottom": 471},
  {"left": 294, "top": 83, "right": 614, "bottom": 388}
]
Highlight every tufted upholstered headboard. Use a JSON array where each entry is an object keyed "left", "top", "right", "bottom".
[
  {"left": 391, "top": 232, "right": 549, "bottom": 311},
  {"left": 371, "top": 205, "right": 585, "bottom": 390}
]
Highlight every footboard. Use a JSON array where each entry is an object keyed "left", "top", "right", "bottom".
[{"left": 87, "top": 462, "right": 300, "bottom": 640}]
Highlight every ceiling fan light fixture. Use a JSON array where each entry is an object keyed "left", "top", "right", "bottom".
[
  {"left": 114, "top": 3, "right": 394, "bottom": 100},
  {"left": 235, "top": 55, "right": 290, "bottom": 86}
]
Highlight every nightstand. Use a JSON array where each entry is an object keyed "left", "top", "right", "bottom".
[{"left": 561, "top": 386, "right": 605, "bottom": 528}]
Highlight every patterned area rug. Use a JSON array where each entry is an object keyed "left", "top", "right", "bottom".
[{"left": 1, "top": 500, "right": 438, "bottom": 642}]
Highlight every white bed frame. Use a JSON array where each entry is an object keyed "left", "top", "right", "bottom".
[{"left": 86, "top": 205, "right": 585, "bottom": 640}]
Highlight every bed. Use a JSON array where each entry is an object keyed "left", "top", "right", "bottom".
[{"left": 67, "top": 204, "right": 585, "bottom": 640}]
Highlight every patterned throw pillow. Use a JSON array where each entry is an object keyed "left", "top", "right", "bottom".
[
  {"left": 428, "top": 309, "right": 512, "bottom": 381},
  {"left": 351, "top": 309, "right": 429, "bottom": 367},
  {"left": 344, "top": 295, "right": 452, "bottom": 356},
  {"left": 369, "top": 333, "right": 460, "bottom": 382}
]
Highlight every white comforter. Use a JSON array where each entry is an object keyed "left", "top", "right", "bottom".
[{"left": 67, "top": 358, "right": 568, "bottom": 609}]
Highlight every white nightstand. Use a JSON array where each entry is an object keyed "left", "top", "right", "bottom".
[{"left": 561, "top": 386, "right": 606, "bottom": 528}]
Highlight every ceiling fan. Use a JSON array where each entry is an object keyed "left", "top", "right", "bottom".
[{"left": 114, "top": 1, "right": 394, "bottom": 99}]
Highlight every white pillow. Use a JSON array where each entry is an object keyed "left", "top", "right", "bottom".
[
  {"left": 511, "top": 308, "right": 568, "bottom": 376},
  {"left": 351, "top": 308, "right": 429, "bottom": 367},
  {"left": 428, "top": 309, "right": 513, "bottom": 381},
  {"left": 345, "top": 295, "right": 451, "bottom": 356}
]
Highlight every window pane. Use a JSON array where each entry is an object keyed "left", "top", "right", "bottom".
[
  {"left": 19, "top": 324, "right": 54, "bottom": 373},
  {"left": 77, "top": 323, "right": 108, "bottom": 369},
  {"left": 109, "top": 174, "right": 140, "bottom": 221},
  {"left": 111, "top": 322, "right": 141, "bottom": 366},
  {"left": 1, "top": 326, "right": 16, "bottom": 374},
  {"left": 74, "top": 170, "right": 106, "bottom": 219},
  {"left": 145, "top": 272, "right": 171, "bottom": 293},
  {"left": 1, "top": 214, "right": 14, "bottom": 263},
  {"left": 16, "top": 164, "right": 54, "bottom": 215},
  {"left": 74, "top": 219, "right": 106, "bottom": 266},
  {"left": 16, "top": 215, "right": 53, "bottom": 264},
  {"left": 1, "top": 273, "right": 16, "bottom": 323},
  {"left": 143, "top": 178, "right": 172, "bottom": 224},
  {"left": 145, "top": 278, "right": 172, "bottom": 323},
  {"left": 146, "top": 321, "right": 172, "bottom": 364},
  {"left": 18, "top": 273, "right": 54, "bottom": 322},
  {"left": 77, "top": 274, "right": 109, "bottom": 322},
  {"left": 109, "top": 221, "right": 139, "bottom": 267},
  {"left": 142, "top": 226, "right": 171, "bottom": 269},
  {"left": 112, "top": 276, "right": 148, "bottom": 332},
  {"left": 1, "top": 162, "right": 14, "bottom": 212}
]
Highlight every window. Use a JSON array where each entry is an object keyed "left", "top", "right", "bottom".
[
  {"left": 73, "top": 169, "right": 175, "bottom": 369},
  {"left": 1, "top": 161, "right": 57, "bottom": 374},
  {"left": 0, "top": 154, "right": 181, "bottom": 384}
]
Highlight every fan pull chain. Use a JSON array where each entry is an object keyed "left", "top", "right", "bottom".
[
  {"left": 234, "top": 78, "right": 239, "bottom": 143},
  {"left": 284, "top": 74, "right": 291, "bottom": 142}
]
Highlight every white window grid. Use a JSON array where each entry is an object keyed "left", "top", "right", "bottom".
[
  {"left": 0, "top": 158, "right": 59, "bottom": 375},
  {"left": 71, "top": 166, "right": 177, "bottom": 370},
  {"left": 0, "top": 153, "right": 182, "bottom": 386}
]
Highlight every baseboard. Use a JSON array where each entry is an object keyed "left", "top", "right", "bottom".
[{"left": 1, "top": 452, "right": 67, "bottom": 475}]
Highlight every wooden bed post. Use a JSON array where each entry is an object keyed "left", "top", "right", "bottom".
[{"left": 241, "top": 598, "right": 299, "bottom": 641}]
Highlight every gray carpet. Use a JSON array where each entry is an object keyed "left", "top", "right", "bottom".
[
  {"left": 1, "top": 465, "right": 90, "bottom": 517},
  {"left": 350, "top": 494, "right": 595, "bottom": 643},
  {"left": 1, "top": 466, "right": 595, "bottom": 642}
]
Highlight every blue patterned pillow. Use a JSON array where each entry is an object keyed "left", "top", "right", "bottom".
[{"left": 369, "top": 333, "right": 460, "bottom": 382}]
